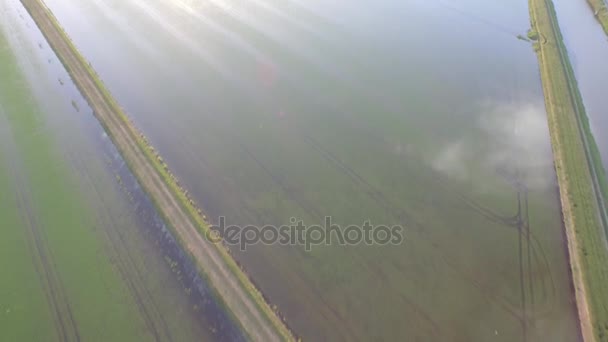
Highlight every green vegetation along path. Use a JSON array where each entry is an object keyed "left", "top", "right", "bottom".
[
  {"left": 530, "top": 0, "right": 608, "bottom": 340},
  {"left": 0, "top": 4, "right": 230, "bottom": 340},
  {"left": 585, "top": 0, "right": 608, "bottom": 35}
]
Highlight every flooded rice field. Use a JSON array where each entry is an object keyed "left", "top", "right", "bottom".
[
  {"left": 1, "top": 0, "right": 592, "bottom": 340},
  {"left": 0, "top": 1, "right": 243, "bottom": 340}
]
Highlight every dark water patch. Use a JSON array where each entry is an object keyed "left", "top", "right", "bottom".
[{"left": 95, "top": 129, "right": 246, "bottom": 342}]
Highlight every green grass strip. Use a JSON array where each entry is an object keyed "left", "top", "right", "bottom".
[
  {"left": 586, "top": 0, "right": 608, "bottom": 36},
  {"left": 530, "top": 0, "right": 608, "bottom": 340}
]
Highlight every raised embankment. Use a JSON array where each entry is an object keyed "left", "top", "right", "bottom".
[
  {"left": 586, "top": 0, "right": 608, "bottom": 35},
  {"left": 19, "top": 0, "right": 295, "bottom": 340},
  {"left": 530, "top": 0, "right": 608, "bottom": 341}
]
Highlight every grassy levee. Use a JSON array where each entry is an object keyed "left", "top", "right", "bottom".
[
  {"left": 586, "top": 0, "right": 608, "bottom": 35},
  {"left": 18, "top": 0, "right": 296, "bottom": 340},
  {"left": 530, "top": 0, "right": 608, "bottom": 341}
]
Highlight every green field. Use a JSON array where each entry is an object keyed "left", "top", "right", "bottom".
[
  {"left": 29, "top": 0, "right": 587, "bottom": 340},
  {"left": 0, "top": 10, "right": 228, "bottom": 341},
  {"left": 1, "top": 32, "right": 140, "bottom": 341},
  {"left": 530, "top": 0, "right": 608, "bottom": 340},
  {"left": 15, "top": 0, "right": 295, "bottom": 338},
  {"left": 3, "top": 0, "right": 596, "bottom": 340}
]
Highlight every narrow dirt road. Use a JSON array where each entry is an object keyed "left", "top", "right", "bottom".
[{"left": 19, "top": 0, "right": 294, "bottom": 341}]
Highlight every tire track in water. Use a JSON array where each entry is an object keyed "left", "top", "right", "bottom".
[
  {"left": 272, "top": 88, "right": 552, "bottom": 278},
  {"left": 163, "top": 132, "right": 357, "bottom": 337},
  {"left": 0, "top": 105, "right": 80, "bottom": 342},
  {"left": 34, "top": 1, "right": 556, "bottom": 337},
  {"left": 508, "top": 171, "right": 557, "bottom": 338},
  {"left": 516, "top": 189, "right": 528, "bottom": 342},
  {"left": 300, "top": 121, "right": 517, "bottom": 231},
  {"left": 172, "top": 2, "right": 552, "bottom": 336},
  {"left": 13, "top": 186, "right": 70, "bottom": 342},
  {"left": 299, "top": 132, "right": 421, "bottom": 227},
  {"left": 295, "top": 118, "right": 536, "bottom": 323},
  {"left": 396, "top": 293, "right": 443, "bottom": 340},
  {"left": 495, "top": 169, "right": 556, "bottom": 312},
  {"left": 431, "top": 173, "right": 520, "bottom": 226},
  {"left": 21, "top": 2, "right": 288, "bottom": 336},
  {"left": 360, "top": 262, "right": 445, "bottom": 340},
  {"left": 92, "top": 138, "right": 249, "bottom": 341},
  {"left": 4, "top": 157, "right": 65, "bottom": 341},
  {"left": 8, "top": 0, "right": 484, "bottom": 338},
  {"left": 236, "top": 139, "right": 325, "bottom": 224},
  {"left": 293, "top": 129, "right": 530, "bottom": 325},
  {"left": 181, "top": 121, "right": 435, "bottom": 340},
  {"left": 524, "top": 190, "right": 536, "bottom": 316},
  {"left": 10, "top": 154, "right": 80, "bottom": 342},
  {"left": 66, "top": 152, "right": 171, "bottom": 342},
  {"left": 2, "top": 10, "right": 171, "bottom": 341},
  {"left": 285, "top": 120, "right": 556, "bottom": 335},
  {"left": 266, "top": 75, "right": 555, "bottom": 326},
  {"left": 304, "top": 108, "right": 557, "bottom": 315},
  {"left": 132, "top": 26, "right": 556, "bottom": 336},
  {"left": 4, "top": 6, "right": 178, "bottom": 339}
]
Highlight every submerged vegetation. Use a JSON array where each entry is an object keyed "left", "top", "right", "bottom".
[
  {"left": 5, "top": 0, "right": 600, "bottom": 339},
  {"left": 0, "top": 17, "right": 218, "bottom": 341},
  {"left": 530, "top": 0, "right": 608, "bottom": 340},
  {"left": 18, "top": 0, "right": 294, "bottom": 340},
  {"left": 586, "top": 0, "right": 608, "bottom": 35}
]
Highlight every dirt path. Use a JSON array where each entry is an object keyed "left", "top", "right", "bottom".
[{"left": 18, "top": 0, "right": 294, "bottom": 340}]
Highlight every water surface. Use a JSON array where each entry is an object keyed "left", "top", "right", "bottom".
[
  {"left": 0, "top": 1, "right": 243, "bottom": 340},
  {"left": 29, "top": 0, "right": 583, "bottom": 340}
]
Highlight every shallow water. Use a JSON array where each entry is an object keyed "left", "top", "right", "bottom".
[
  {"left": 0, "top": 0, "right": 243, "bottom": 340},
  {"left": 9, "top": 0, "right": 584, "bottom": 340}
]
